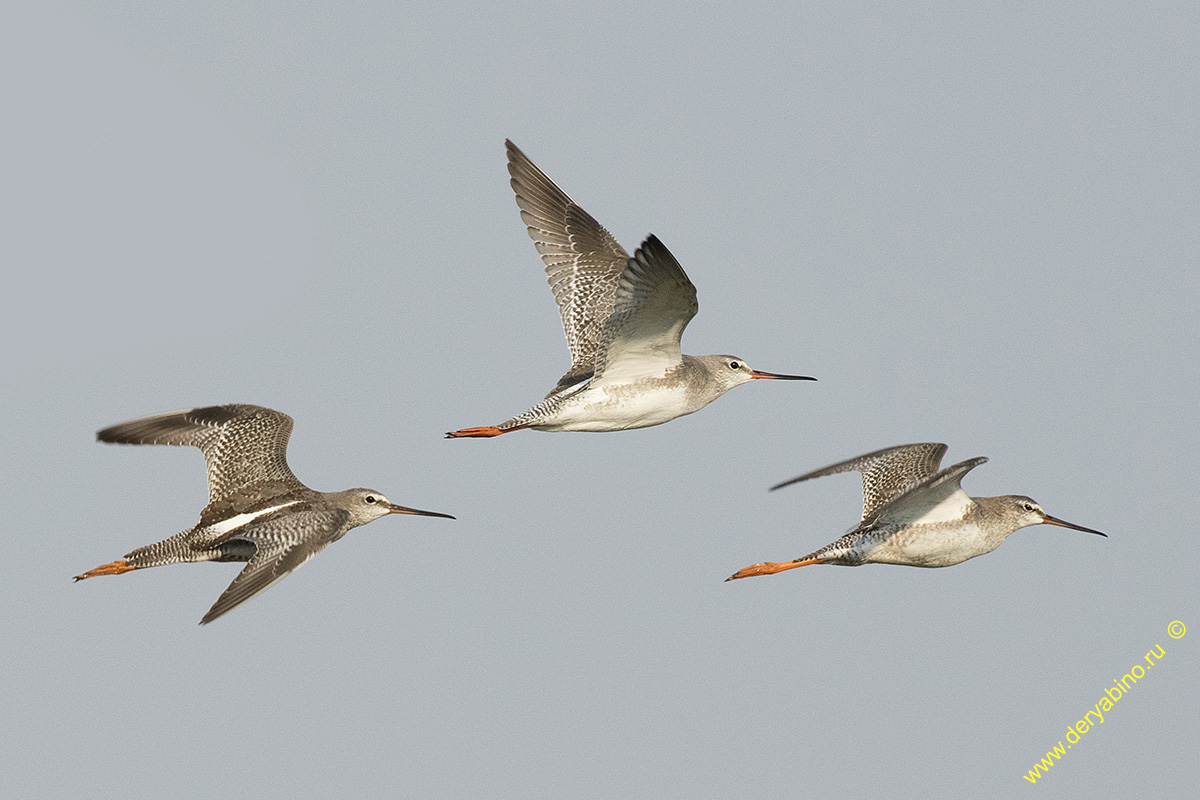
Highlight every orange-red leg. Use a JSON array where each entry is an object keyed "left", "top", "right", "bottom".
[
  {"left": 73, "top": 559, "right": 139, "bottom": 581},
  {"left": 445, "top": 425, "right": 524, "bottom": 439},
  {"left": 725, "top": 557, "right": 825, "bottom": 581}
]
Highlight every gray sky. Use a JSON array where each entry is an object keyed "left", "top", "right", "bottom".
[{"left": 3, "top": 2, "right": 1197, "bottom": 798}]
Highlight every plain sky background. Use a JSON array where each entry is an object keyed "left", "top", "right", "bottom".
[{"left": 3, "top": 2, "right": 1197, "bottom": 798}]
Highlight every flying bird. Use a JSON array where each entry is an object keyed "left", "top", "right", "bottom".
[
  {"left": 727, "top": 443, "right": 1105, "bottom": 580},
  {"left": 75, "top": 405, "right": 454, "bottom": 623},
  {"left": 446, "top": 140, "right": 814, "bottom": 438}
]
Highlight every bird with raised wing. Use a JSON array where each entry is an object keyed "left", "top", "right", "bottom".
[
  {"left": 75, "top": 405, "right": 454, "bottom": 624},
  {"left": 446, "top": 141, "right": 814, "bottom": 438},
  {"left": 727, "top": 443, "right": 1105, "bottom": 580}
]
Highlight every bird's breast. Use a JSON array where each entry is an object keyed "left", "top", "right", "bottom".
[
  {"left": 534, "top": 380, "right": 696, "bottom": 431},
  {"left": 859, "top": 520, "right": 1001, "bottom": 567}
]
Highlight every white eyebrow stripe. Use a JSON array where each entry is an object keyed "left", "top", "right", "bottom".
[{"left": 207, "top": 500, "right": 301, "bottom": 535}]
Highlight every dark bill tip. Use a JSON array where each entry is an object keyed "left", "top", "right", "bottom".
[
  {"left": 387, "top": 504, "right": 456, "bottom": 520},
  {"left": 748, "top": 370, "right": 817, "bottom": 381},
  {"left": 1042, "top": 514, "right": 1107, "bottom": 537}
]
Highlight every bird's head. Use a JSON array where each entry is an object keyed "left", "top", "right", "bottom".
[
  {"left": 342, "top": 488, "right": 456, "bottom": 527},
  {"left": 1000, "top": 495, "right": 1107, "bottom": 537},
  {"left": 696, "top": 355, "right": 816, "bottom": 393}
]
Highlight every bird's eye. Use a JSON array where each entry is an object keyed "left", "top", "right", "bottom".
[
  {"left": 729, "top": 361, "right": 741, "bottom": 370},
  {"left": 366, "top": 496, "right": 376, "bottom": 504},
  {"left": 1023, "top": 502, "right": 1034, "bottom": 511}
]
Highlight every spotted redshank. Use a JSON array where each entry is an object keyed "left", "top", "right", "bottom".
[
  {"left": 726, "top": 443, "right": 1105, "bottom": 580},
  {"left": 446, "top": 140, "right": 814, "bottom": 438},
  {"left": 74, "top": 405, "right": 454, "bottom": 624}
]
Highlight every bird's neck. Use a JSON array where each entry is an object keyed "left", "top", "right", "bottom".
[
  {"left": 678, "top": 355, "right": 724, "bottom": 404},
  {"left": 971, "top": 496, "right": 1024, "bottom": 542}
]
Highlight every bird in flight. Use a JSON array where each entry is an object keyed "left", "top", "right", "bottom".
[
  {"left": 446, "top": 140, "right": 814, "bottom": 438},
  {"left": 727, "top": 443, "right": 1105, "bottom": 580},
  {"left": 75, "top": 405, "right": 454, "bottom": 623}
]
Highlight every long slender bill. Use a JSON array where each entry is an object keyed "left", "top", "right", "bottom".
[
  {"left": 387, "top": 504, "right": 456, "bottom": 520},
  {"left": 748, "top": 370, "right": 817, "bottom": 381},
  {"left": 1042, "top": 514, "right": 1107, "bottom": 537}
]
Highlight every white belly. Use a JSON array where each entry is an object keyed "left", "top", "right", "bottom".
[
  {"left": 535, "top": 383, "right": 696, "bottom": 432},
  {"left": 863, "top": 521, "right": 1002, "bottom": 567}
]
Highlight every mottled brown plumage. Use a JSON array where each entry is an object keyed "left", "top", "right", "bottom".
[
  {"left": 75, "top": 405, "right": 454, "bottom": 624},
  {"left": 728, "top": 443, "right": 1106, "bottom": 580},
  {"left": 446, "top": 141, "right": 813, "bottom": 438}
]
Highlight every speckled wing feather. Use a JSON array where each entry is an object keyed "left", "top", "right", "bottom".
[
  {"left": 507, "top": 140, "right": 631, "bottom": 395},
  {"left": 590, "top": 235, "right": 698, "bottom": 386},
  {"left": 199, "top": 509, "right": 350, "bottom": 624},
  {"left": 97, "top": 405, "right": 303, "bottom": 506},
  {"left": 869, "top": 457, "right": 988, "bottom": 528},
  {"left": 770, "top": 443, "right": 949, "bottom": 522}
]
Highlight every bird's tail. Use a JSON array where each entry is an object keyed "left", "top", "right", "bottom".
[{"left": 73, "top": 527, "right": 203, "bottom": 580}]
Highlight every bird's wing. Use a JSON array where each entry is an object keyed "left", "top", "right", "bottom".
[
  {"left": 97, "top": 405, "right": 303, "bottom": 506},
  {"left": 507, "top": 140, "right": 631, "bottom": 394},
  {"left": 869, "top": 457, "right": 989, "bottom": 528},
  {"left": 589, "top": 235, "right": 698, "bottom": 386},
  {"left": 199, "top": 509, "right": 349, "bottom": 625},
  {"left": 771, "top": 443, "right": 949, "bottom": 522}
]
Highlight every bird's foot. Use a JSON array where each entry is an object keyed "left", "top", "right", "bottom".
[
  {"left": 73, "top": 559, "right": 136, "bottom": 581},
  {"left": 445, "top": 426, "right": 512, "bottom": 439},
  {"left": 725, "top": 558, "right": 823, "bottom": 581}
]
